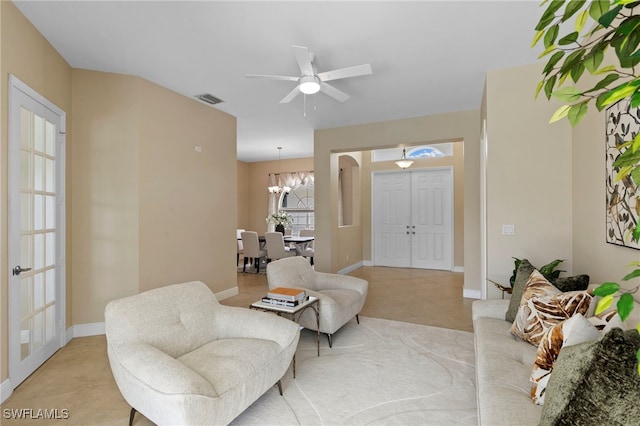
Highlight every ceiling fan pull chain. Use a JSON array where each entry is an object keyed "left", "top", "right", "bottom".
[{"left": 303, "top": 93, "right": 307, "bottom": 117}]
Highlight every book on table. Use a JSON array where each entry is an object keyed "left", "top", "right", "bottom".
[
  {"left": 260, "top": 297, "right": 299, "bottom": 307},
  {"left": 267, "top": 287, "right": 306, "bottom": 302}
]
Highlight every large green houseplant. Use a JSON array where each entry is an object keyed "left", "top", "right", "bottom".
[{"left": 534, "top": 0, "right": 640, "bottom": 373}]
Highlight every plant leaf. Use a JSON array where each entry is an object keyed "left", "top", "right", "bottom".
[
  {"left": 601, "top": 84, "right": 639, "bottom": 107},
  {"left": 538, "top": 44, "right": 558, "bottom": 59},
  {"left": 575, "top": 9, "right": 589, "bottom": 32},
  {"left": 588, "top": 73, "right": 619, "bottom": 92},
  {"left": 568, "top": 102, "right": 589, "bottom": 126},
  {"left": 593, "top": 282, "right": 621, "bottom": 297},
  {"left": 590, "top": 0, "right": 611, "bottom": 21},
  {"left": 595, "top": 294, "right": 615, "bottom": 315},
  {"left": 558, "top": 31, "right": 579, "bottom": 45},
  {"left": 614, "top": 147, "right": 640, "bottom": 168},
  {"left": 544, "top": 75, "right": 558, "bottom": 100},
  {"left": 540, "top": 259, "right": 564, "bottom": 276},
  {"left": 593, "top": 65, "right": 618, "bottom": 75},
  {"left": 633, "top": 223, "right": 640, "bottom": 243},
  {"left": 552, "top": 86, "right": 582, "bottom": 102},
  {"left": 563, "top": 0, "right": 586, "bottom": 22},
  {"left": 550, "top": 104, "right": 572, "bottom": 123},
  {"left": 536, "top": 0, "right": 566, "bottom": 31},
  {"left": 544, "top": 51, "right": 566, "bottom": 75},
  {"left": 617, "top": 293, "right": 635, "bottom": 321},
  {"left": 571, "top": 62, "right": 586, "bottom": 83},
  {"left": 532, "top": 30, "right": 545, "bottom": 48},
  {"left": 545, "top": 24, "right": 560, "bottom": 48},
  {"left": 598, "top": 4, "right": 623, "bottom": 27},
  {"left": 535, "top": 80, "right": 545, "bottom": 99},
  {"left": 622, "top": 268, "right": 640, "bottom": 281},
  {"left": 584, "top": 50, "right": 605, "bottom": 73}
]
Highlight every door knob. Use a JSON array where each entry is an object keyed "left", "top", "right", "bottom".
[{"left": 12, "top": 265, "right": 32, "bottom": 276}]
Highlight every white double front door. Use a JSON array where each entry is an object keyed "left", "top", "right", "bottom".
[{"left": 373, "top": 168, "right": 453, "bottom": 270}]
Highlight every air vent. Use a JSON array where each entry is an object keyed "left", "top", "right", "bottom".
[{"left": 195, "top": 93, "right": 224, "bottom": 105}]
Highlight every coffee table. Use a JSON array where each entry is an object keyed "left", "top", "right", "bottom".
[{"left": 250, "top": 296, "right": 320, "bottom": 378}]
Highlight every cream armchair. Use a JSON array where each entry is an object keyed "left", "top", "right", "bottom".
[
  {"left": 266, "top": 257, "right": 368, "bottom": 347},
  {"left": 105, "top": 281, "right": 300, "bottom": 426}
]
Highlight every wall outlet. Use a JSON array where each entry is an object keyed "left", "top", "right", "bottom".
[
  {"left": 502, "top": 224, "right": 515, "bottom": 236},
  {"left": 194, "top": 145, "right": 202, "bottom": 152}
]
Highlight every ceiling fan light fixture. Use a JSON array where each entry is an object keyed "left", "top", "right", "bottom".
[
  {"left": 395, "top": 148, "right": 414, "bottom": 169},
  {"left": 299, "top": 75, "right": 321, "bottom": 94}
]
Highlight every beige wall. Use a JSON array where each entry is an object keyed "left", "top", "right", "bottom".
[
  {"left": 237, "top": 160, "right": 249, "bottom": 229},
  {"left": 483, "top": 63, "right": 573, "bottom": 298},
  {"left": 314, "top": 110, "right": 481, "bottom": 295},
  {"left": 137, "top": 78, "right": 237, "bottom": 294},
  {"left": 71, "top": 70, "right": 140, "bottom": 323},
  {"left": 72, "top": 70, "right": 238, "bottom": 324},
  {"left": 1, "top": 1, "right": 73, "bottom": 384}
]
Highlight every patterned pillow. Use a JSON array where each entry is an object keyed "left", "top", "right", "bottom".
[
  {"left": 540, "top": 328, "right": 640, "bottom": 425},
  {"left": 530, "top": 314, "right": 600, "bottom": 405},
  {"left": 510, "top": 270, "right": 592, "bottom": 346}
]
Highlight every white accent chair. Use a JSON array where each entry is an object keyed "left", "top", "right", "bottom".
[
  {"left": 265, "top": 231, "right": 296, "bottom": 262},
  {"left": 105, "top": 281, "right": 300, "bottom": 426},
  {"left": 241, "top": 231, "right": 268, "bottom": 273},
  {"left": 267, "top": 256, "right": 368, "bottom": 347}
]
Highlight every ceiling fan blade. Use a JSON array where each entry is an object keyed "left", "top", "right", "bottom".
[
  {"left": 292, "top": 45, "right": 314, "bottom": 76},
  {"left": 280, "top": 86, "right": 301, "bottom": 103},
  {"left": 317, "top": 64, "right": 373, "bottom": 82},
  {"left": 245, "top": 74, "right": 299, "bottom": 82},
  {"left": 320, "top": 82, "right": 350, "bottom": 103}
]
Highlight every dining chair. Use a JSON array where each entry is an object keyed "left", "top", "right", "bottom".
[
  {"left": 299, "top": 229, "right": 314, "bottom": 265},
  {"left": 236, "top": 228, "right": 245, "bottom": 266},
  {"left": 241, "top": 231, "right": 268, "bottom": 273},
  {"left": 265, "top": 232, "right": 296, "bottom": 262}
]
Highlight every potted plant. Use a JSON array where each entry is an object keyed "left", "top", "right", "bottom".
[
  {"left": 534, "top": 0, "right": 639, "bottom": 373},
  {"left": 266, "top": 211, "right": 292, "bottom": 234}
]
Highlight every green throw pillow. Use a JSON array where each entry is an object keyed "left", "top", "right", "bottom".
[
  {"left": 506, "top": 259, "right": 535, "bottom": 322},
  {"left": 551, "top": 274, "right": 589, "bottom": 293},
  {"left": 539, "top": 328, "right": 640, "bottom": 426}
]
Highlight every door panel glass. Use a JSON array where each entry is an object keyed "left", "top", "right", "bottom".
[{"left": 18, "top": 107, "right": 58, "bottom": 366}]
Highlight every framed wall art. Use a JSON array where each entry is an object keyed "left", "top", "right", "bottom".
[{"left": 605, "top": 98, "right": 640, "bottom": 249}]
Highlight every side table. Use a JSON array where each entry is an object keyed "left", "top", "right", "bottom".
[{"left": 250, "top": 296, "right": 319, "bottom": 378}]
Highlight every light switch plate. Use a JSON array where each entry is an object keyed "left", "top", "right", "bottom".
[{"left": 502, "top": 224, "right": 515, "bottom": 235}]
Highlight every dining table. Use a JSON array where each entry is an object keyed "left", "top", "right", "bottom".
[{"left": 238, "top": 234, "right": 314, "bottom": 255}]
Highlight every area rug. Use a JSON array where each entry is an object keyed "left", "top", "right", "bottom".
[{"left": 231, "top": 316, "right": 477, "bottom": 425}]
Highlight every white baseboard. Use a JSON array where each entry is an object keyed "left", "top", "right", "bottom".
[
  {"left": 1, "top": 378, "right": 13, "bottom": 404},
  {"left": 338, "top": 261, "right": 363, "bottom": 275},
  {"left": 71, "top": 322, "right": 105, "bottom": 338},
  {"left": 215, "top": 286, "right": 239, "bottom": 301},
  {"left": 363, "top": 260, "right": 374, "bottom": 267},
  {"left": 452, "top": 266, "right": 464, "bottom": 273},
  {"left": 463, "top": 288, "right": 482, "bottom": 299}
]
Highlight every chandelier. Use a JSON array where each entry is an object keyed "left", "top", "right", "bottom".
[
  {"left": 395, "top": 148, "right": 414, "bottom": 169},
  {"left": 268, "top": 147, "right": 291, "bottom": 193}
]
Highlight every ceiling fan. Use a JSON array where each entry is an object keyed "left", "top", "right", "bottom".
[{"left": 246, "top": 45, "right": 373, "bottom": 104}]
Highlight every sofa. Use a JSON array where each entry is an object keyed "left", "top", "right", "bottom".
[
  {"left": 105, "top": 281, "right": 300, "bottom": 426},
  {"left": 473, "top": 295, "right": 640, "bottom": 425},
  {"left": 266, "top": 256, "right": 369, "bottom": 347}
]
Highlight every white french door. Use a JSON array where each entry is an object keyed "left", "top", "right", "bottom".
[
  {"left": 8, "top": 75, "right": 66, "bottom": 387},
  {"left": 373, "top": 168, "right": 453, "bottom": 270}
]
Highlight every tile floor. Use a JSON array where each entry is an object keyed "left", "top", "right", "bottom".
[{"left": 0, "top": 266, "right": 473, "bottom": 425}]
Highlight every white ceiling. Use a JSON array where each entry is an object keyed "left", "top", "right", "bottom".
[{"left": 13, "top": 0, "right": 544, "bottom": 162}]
